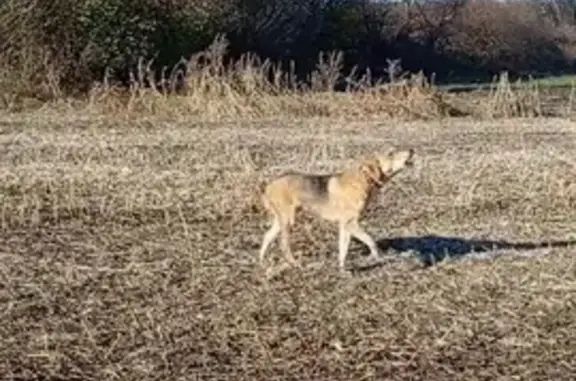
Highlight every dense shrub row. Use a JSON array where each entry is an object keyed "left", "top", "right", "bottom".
[{"left": 1, "top": 0, "right": 575, "bottom": 96}]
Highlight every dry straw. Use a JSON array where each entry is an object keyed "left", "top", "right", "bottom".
[
  {"left": 2, "top": 34, "right": 574, "bottom": 120},
  {"left": 85, "top": 36, "right": 458, "bottom": 121}
]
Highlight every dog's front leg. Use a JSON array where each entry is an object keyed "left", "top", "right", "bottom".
[
  {"left": 347, "top": 221, "right": 380, "bottom": 261},
  {"left": 338, "top": 222, "right": 352, "bottom": 271}
]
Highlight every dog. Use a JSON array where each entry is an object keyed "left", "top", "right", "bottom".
[{"left": 258, "top": 148, "right": 415, "bottom": 272}]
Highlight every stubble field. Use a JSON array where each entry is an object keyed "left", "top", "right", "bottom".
[{"left": 1, "top": 110, "right": 576, "bottom": 380}]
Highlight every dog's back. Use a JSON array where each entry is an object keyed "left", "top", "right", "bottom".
[
  {"left": 263, "top": 171, "right": 332, "bottom": 203},
  {"left": 296, "top": 173, "right": 333, "bottom": 205}
]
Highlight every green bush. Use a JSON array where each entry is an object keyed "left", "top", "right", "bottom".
[
  {"left": 79, "top": 0, "right": 158, "bottom": 77},
  {"left": 79, "top": 0, "right": 221, "bottom": 81},
  {"left": 0, "top": 0, "right": 223, "bottom": 94}
]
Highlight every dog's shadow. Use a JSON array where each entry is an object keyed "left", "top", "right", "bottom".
[{"left": 355, "top": 234, "right": 576, "bottom": 270}]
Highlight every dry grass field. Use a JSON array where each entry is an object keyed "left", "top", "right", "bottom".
[{"left": 1, "top": 103, "right": 576, "bottom": 380}]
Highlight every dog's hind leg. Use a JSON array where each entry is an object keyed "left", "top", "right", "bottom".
[
  {"left": 259, "top": 217, "right": 280, "bottom": 265},
  {"left": 338, "top": 222, "right": 352, "bottom": 272},
  {"left": 347, "top": 220, "right": 380, "bottom": 261},
  {"left": 279, "top": 212, "right": 299, "bottom": 267}
]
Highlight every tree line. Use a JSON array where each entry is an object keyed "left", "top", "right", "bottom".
[{"left": 1, "top": 0, "right": 576, "bottom": 94}]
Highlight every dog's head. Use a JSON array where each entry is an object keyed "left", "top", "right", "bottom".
[{"left": 361, "top": 148, "right": 415, "bottom": 186}]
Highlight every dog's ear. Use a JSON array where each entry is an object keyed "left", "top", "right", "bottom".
[{"left": 360, "top": 157, "right": 382, "bottom": 183}]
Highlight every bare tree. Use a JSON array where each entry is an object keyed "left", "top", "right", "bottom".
[
  {"left": 228, "top": 0, "right": 331, "bottom": 56},
  {"left": 411, "top": 0, "right": 468, "bottom": 52}
]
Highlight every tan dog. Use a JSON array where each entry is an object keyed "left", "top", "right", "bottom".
[{"left": 258, "top": 148, "right": 415, "bottom": 271}]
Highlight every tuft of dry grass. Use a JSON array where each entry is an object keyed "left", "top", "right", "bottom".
[
  {"left": 483, "top": 72, "right": 543, "bottom": 118},
  {"left": 1, "top": 109, "right": 576, "bottom": 380}
]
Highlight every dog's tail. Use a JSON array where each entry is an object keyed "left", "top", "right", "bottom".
[
  {"left": 248, "top": 179, "right": 270, "bottom": 215},
  {"left": 258, "top": 180, "right": 272, "bottom": 210}
]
